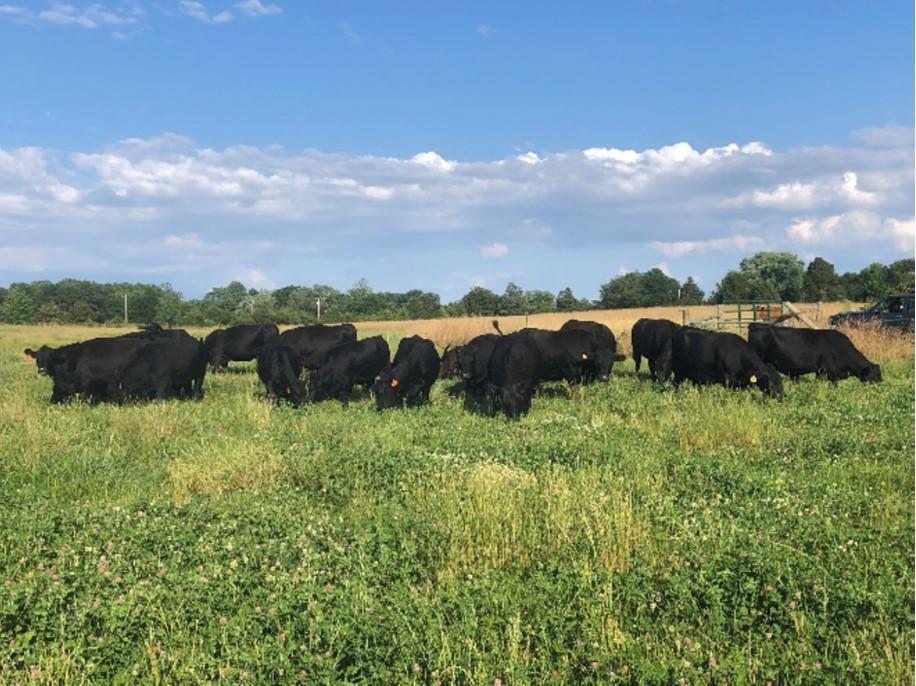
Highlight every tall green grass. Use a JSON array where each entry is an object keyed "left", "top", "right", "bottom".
[{"left": 0, "top": 325, "right": 912, "bottom": 684}]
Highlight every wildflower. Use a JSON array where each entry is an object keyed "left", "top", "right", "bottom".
[
  {"left": 115, "top": 595, "right": 125, "bottom": 605},
  {"left": 813, "top": 662, "right": 822, "bottom": 671},
  {"left": 96, "top": 557, "right": 109, "bottom": 575},
  {"left": 219, "top": 616, "right": 227, "bottom": 626},
  {"left": 493, "top": 679, "right": 502, "bottom": 686},
  {"left": 30, "top": 666, "right": 41, "bottom": 680},
  {"left": 708, "top": 657, "right": 717, "bottom": 668},
  {"left": 683, "top": 636, "right": 693, "bottom": 648}
]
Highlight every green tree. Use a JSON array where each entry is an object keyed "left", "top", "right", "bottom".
[
  {"left": 677, "top": 277, "right": 705, "bottom": 305},
  {"left": 156, "top": 289, "right": 184, "bottom": 326},
  {"left": 598, "top": 272, "right": 645, "bottom": 309},
  {"left": 555, "top": 287, "right": 577, "bottom": 312},
  {"left": 802, "top": 257, "right": 841, "bottom": 301},
  {"left": 234, "top": 291, "right": 277, "bottom": 324},
  {"left": 1, "top": 287, "right": 35, "bottom": 324},
  {"left": 641, "top": 268, "right": 680, "bottom": 306},
  {"left": 405, "top": 290, "right": 442, "bottom": 319},
  {"left": 525, "top": 290, "right": 556, "bottom": 314},
  {"left": 35, "top": 302, "right": 67, "bottom": 323},
  {"left": 461, "top": 287, "right": 500, "bottom": 316},
  {"left": 499, "top": 282, "right": 527, "bottom": 315},
  {"left": 886, "top": 259, "right": 915, "bottom": 293},
  {"left": 712, "top": 271, "right": 756, "bottom": 303},
  {"left": 70, "top": 301, "right": 99, "bottom": 323},
  {"left": 857, "top": 263, "right": 889, "bottom": 301},
  {"left": 739, "top": 252, "right": 804, "bottom": 301}
]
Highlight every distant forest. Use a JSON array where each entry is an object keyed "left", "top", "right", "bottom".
[{"left": 1, "top": 252, "right": 912, "bottom": 326}]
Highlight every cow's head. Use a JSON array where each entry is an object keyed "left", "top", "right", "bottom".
[
  {"left": 457, "top": 345, "right": 477, "bottom": 382},
  {"left": 860, "top": 363, "right": 882, "bottom": 383},
  {"left": 438, "top": 346, "right": 461, "bottom": 379},
  {"left": 754, "top": 364, "right": 784, "bottom": 398},
  {"left": 24, "top": 346, "right": 54, "bottom": 375},
  {"left": 373, "top": 373, "right": 401, "bottom": 411}
]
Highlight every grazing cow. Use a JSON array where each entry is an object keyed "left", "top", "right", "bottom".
[
  {"left": 558, "top": 319, "right": 627, "bottom": 379},
  {"left": 25, "top": 337, "right": 155, "bottom": 403},
  {"left": 374, "top": 336, "right": 440, "bottom": 410},
  {"left": 485, "top": 334, "right": 542, "bottom": 419},
  {"left": 514, "top": 327, "right": 620, "bottom": 384},
  {"left": 257, "top": 344, "right": 305, "bottom": 406},
  {"left": 438, "top": 345, "right": 462, "bottom": 379},
  {"left": 455, "top": 334, "right": 500, "bottom": 411},
  {"left": 115, "top": 336, "right": 208, "bottom": 402},
  {"left": 747, "top": 324, "right": 881, "bottom": 383},
  {"left": 308, "top": 336, "right": 390, "bottom": 404},
  {"left": 660, "top": 327, "right": 783, "bottom": 397},
  {"left": 279, "top": 323, "right": 357, "bottom": 369},
  {"left": 204, "top": 324, "right": 279, "bottom": 370},
  {"left": 631, "top": 318, "right": 682, "bottom": 381}
]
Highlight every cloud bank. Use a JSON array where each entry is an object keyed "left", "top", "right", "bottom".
[{"left": 0, "top": 126, "right": 912, "bottom": 295}]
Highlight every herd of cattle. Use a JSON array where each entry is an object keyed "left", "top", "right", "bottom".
[{"left": 22, "top": 317, "right": 881, "bottom": 419}]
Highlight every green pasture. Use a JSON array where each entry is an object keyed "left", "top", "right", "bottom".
[{"left": 0, "top": 326, "right": 912, "bottom": 684}]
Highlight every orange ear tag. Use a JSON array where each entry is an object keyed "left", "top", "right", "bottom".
[
  {"left": 24, "top": 354, "right": 33, "bottom": 361},
  {"left": 390, "top": 378, "right": 399, "bottom": 388}
]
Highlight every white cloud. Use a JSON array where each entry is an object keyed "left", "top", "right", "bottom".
[
  {"left": 477, "top": 24, "right": 493, "bottom": 36},
  {"left": 410, "top": 151, "right": 456, "bottom": 172},
  {"left": 234, "top": 0, "right": 281, "bottom": 16},
  {"left": 0, "top": 2, "right": 141, "bottom": 30},
  {"left": 0, "top": 129, "right": 911, "bottom": 288},
  {"left": 179, "top": 1, "right": 238, "bottom": 23},
  {"left": 786, "top": 210, "right": 883, "bottom": 244},
  {"left": 652, "top": 235, "right": 765, "bottom": 257},
  {"left": 481, "top": 243, "right": 508, "bottom": 259},
  {"left": 885, "top": 217, "right": 915, "bottom": 252}
]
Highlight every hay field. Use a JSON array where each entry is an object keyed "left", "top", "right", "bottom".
[{"left": 357, "top": 301, "right": 865, "bottom": 349}]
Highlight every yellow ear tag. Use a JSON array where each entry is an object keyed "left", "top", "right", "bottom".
[
  {"left": 749, "top": 375, "right": 757, "bottom": 384},
  {"left": 390, "top": 378, "right": 399, "bottom": 388},
  {"left": 581, "top": 353, "right": 589, "bottom": 360}
]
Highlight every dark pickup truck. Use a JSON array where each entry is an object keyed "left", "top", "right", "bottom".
[{"left": 829, "top": 293, "right": 915, "bottom": 332}]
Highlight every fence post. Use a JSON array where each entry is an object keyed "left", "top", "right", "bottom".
[{"left": 681, "top": 308, "right": 688, "bottom": 326}]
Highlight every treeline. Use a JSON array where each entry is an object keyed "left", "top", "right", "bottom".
[{"left": 0, "top": 253, "right": 912, "bottom": 325}]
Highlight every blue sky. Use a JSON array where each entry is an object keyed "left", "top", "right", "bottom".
[{"left": 0, "top": 1, "right": 913, "bottom": 299}]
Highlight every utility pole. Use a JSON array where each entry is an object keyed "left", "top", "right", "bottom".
[
  {"left": 123, "top": 293, "right": 128, "bottom": 325},
  {"left": 316, "top": 297, "right": 321, "bottom": 321}
]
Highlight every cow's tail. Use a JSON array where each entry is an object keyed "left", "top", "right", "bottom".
[{"left": 491, "top": 320, "right": 505, "bottom": 336}]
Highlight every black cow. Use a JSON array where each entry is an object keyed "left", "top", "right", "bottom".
[
  {"left": 374, "top": 336, "right": 440, "bottom": 410},
  {"left": 438, "top": 345, "right": 462, "bottom": 379},
  {"left": 25, "top": 337, "right": 155, "bottom": 403},
  {"left": 558, "top": 319, "right": 627, "bottom": 379},
  {"left": 485, "top": 334, "right": 543, "bottom": 420},
  {"left": 204, "top": 324, "right": 279, "bottom": 371},
  {"left": 308, "top": 336, "right": 390, "bottom": 404},
  {"left": 455, "top": 334, "right": 500, "bottom": 412},
  {"left": 748, "top": 324, "right": 881, "bottom": 383},
  {"left": 631, "top": 318, "right": 682, "bottom": 381},
  {"left": 661, "top": 327, "right": 783, "bottom": 397},
  {"left": 257, "top": 344, "right": 305, "bottom": 406},
  {"left": 514, "top": 327, "right": 620, "bottom": 384},
  {"left": 279, "top": 323, "right": 357, "bottom": 369},
  {"left": 115, "top": 336, "right": 208, "bottom": 402}
]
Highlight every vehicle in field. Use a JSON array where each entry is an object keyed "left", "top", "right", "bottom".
[{"left": 829, "top": 293, "right": 915, "bottom": 332}]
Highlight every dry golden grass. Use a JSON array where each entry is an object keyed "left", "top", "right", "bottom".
[
  {"left": 357, "top": 301, "right": 865, "bottom": 350},
  {"left": 836, "top": 323, "right": 915, "bottom": 363}
]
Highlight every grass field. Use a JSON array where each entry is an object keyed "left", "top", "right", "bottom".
[{"left": 0, "top": 313, "right": 913, "bottom": 684}]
